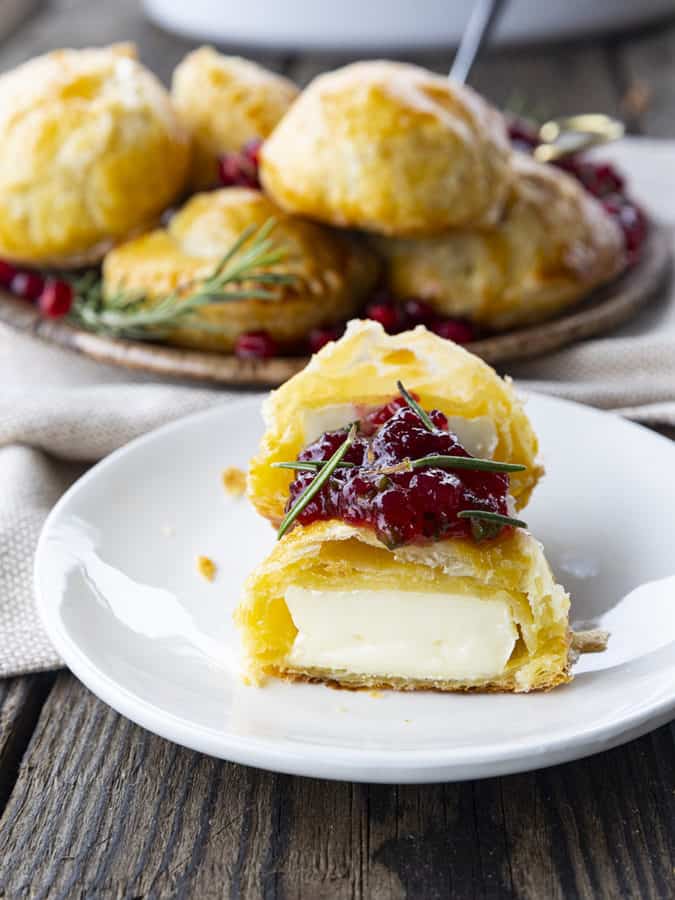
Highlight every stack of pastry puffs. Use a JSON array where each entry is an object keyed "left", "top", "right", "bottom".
[{"left": 0, "top": 43, "right": 625, "bottom": 352}]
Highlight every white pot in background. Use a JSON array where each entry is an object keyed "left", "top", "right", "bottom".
[{"left": 144, "top": 0, "right": 674, "bottom": 50}]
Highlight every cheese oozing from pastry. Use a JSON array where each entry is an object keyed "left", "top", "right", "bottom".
[
  {"left": 302, "top": 406, "right": 498, "bottom": 459},
  {"left": 284, "top": 586, "right": 518, "bottom": 680}
]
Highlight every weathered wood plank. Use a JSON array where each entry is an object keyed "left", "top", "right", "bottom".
[
  {"left": 0, "top": 674, "right": 55, "bottom": 817},
  {"left": 0, "top": 674, "right": 673, "bottom": 899}
]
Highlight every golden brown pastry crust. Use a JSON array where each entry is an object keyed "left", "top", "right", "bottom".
[
  {"left": 247, "top": 319, "right": 543, "bottom": 523},
  {"left": 0, "top": 44, "right": 190, "bottom": 267},
  {"left": 371, "top": 153, "right": 625, "bottom": 329},
  {"left": 102, "top": 188, "right": 379, "bottom": 352},
  {"left": 260, "top": 60, "right": 512, "bottom": 236},
  {"left": 235, "top": 520, "right": 572, "bottom": 693},
  {"left": 171, "top": 48, "right": 299, "bottom": 189}
]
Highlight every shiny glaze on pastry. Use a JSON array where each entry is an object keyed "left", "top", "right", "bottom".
[
  {"left": 247, "top": 320, "right": 543, "bottom": 524},
  {"left": 0, "top": 44, "right": 190, "bottom": 267},
  {"left": 102, "top": 188, "right": 379, "bottom": 352},
  {"left": 235, "top": 519, "right": 572, "bottom": 693},
  {"left": 172, "top": 47, "right": 299, "bottom": 190},
  {"left": 260, "top": 60, "right": 512, "bottom": 236},
  {"left": 371, "top": 153, "right": 625, "bottom": 329}
]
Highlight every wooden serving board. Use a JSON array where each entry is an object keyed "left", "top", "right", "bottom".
[{"left": 0, "top": 224, "right": 670, "bottom": 387}]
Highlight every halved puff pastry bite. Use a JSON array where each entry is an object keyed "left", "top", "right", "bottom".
[
  {"left": 259, "top": 60, "right": 512, "bottom": 236},
  {"left": 172, "top": 48, "right": 299, "bottom": 189},
  {"left": 102, "top": 188, "right": 379, "bottom": 353},
  {"left": 371, "top": 154, "right": 625, "bottom": 330},
  {"left": 237, "top": 323, "right": 573, "bottom": 693},
  {"left": 0, "top": 44, "right": 190, "bottom": 267},
  {"left": 247, "top": 319, "right": 542, "bottom": 522},
  {"left": 236, "top": 522, "right": 572, "bottom": 693}
]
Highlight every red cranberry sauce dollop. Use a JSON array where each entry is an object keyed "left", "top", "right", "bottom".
[
  {"left": 286, "top": 397, "right": 510, "bottom": 548},
  {"left": 507, "top": 118, "right": 648, "bottom": 264}
]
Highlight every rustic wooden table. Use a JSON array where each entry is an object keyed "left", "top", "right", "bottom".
[{"left": 1, "top": 2, "right": 674, "bottom": 897}]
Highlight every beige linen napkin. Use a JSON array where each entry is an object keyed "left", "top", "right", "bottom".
[{"left": 1, "top": 138, "right": 674, "bottom": 677}]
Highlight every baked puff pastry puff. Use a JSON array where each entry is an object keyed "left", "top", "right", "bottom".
[
  {"left": 371, "top": 154, "right": 625, "bottom": 330},
  {"left": 103, "top": 188, "right": 379, "bottom": 352},
  {"left": 172, "top": 48, "right": 299, "bottom": 189},
  {"left": 247, "top": 319, "right": 543, "bottom": 523},
  {"left": 0, "top": 44, "right": 190, "bottom": 267},
  {"left": 259, "top": 61, "right": 512, "bottom": 236},
  {"left": 237, "top": 321, "right": 573, "bottom": 693}
]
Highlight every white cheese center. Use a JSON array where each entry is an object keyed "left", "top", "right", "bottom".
[
  {"left": 302, "top": 405, "right": 498, "bottom": 459},
  {"left": 284, "top": 587, "right": 517, "bottom": 681}
]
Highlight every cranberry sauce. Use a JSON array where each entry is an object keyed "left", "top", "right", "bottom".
[
  {"left": 286, "top": 397, "right": 510, "bottom": 548},
  {"left": 507, "top": 119, "right": 648, "bottom": 264}
]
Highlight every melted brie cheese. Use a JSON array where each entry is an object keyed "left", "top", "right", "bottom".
[
  {"left": 302, "top": 405, "right": 498, "bottom": 459},
  {"left": 284, "top": 587, "right": 517, "bottom": 680}
]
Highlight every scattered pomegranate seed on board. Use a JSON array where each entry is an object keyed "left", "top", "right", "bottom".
[
  {"left": 11, "top": 271, "right": 44, "bottom": 301},
  {"left": 39, "top": 280, "right": 74, "bottom": 318},
  {"left": 0, "top": 260, "right": 16, "bottom": 287},
  {"left": 235, "top": 331, "right": 278, "bottom": 359}
]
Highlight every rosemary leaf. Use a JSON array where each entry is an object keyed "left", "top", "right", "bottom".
[
  {"left": 457, "top": 510, "right": 527, "bottom": 529},
  {"left": 277, "top": 424, "right": 357, "bottom": 540},
  {"left": 271, "top": 460, "right": 356, "bottom": 472},
  {"left": 397, "top": 380, "right": 435, "bottom": 431},
  {"left": 411, "top": 455, "right": 526, "bottom": 473}
]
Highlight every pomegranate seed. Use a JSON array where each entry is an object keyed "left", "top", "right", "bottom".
[
  {"left": 365, "top": 301, "right": 403, "bottom": 333},
  {"left": 0, "top": 260, "right": 17, "bottom": 287},
  {"left": 507, "top": 119, "right": 539, "bottom": 152},
  {"left": 403, "top": 298, "right": 436, "bottom": 327},
  {"left": 218, "top": 150, "right": 260, "bottom": 189},
  {"left": 308, "top": 325, "right": 343, "bottom": 353},
  {"left": 432, "top": 318, "right": 476, "bottom": 344},
  {"left": 11, "top": 271, "right": 45, "bottom": 301},
  {"left": 243, "top": 138, "right": 263, "bottom": 167},
  {"left": 38, "top": 280, "right": 73, "bottom": 318},
  {"left": 234, "top": 330, "right": 278, "bottom": 359}
]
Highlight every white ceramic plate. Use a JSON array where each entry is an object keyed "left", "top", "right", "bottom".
[{"left": 35, "top": 394, "right": 675, "bottom": 783}]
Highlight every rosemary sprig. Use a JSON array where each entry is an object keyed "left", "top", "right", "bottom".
[
  {"left": 458, "top": 509, "right": 527, "bottom": 542},
  {"left": 271, "top": 454, "right": 524, "bottom": 475},
  {"left": 272, "top": 460, "right": 356, "bottom": 472},
  {"left": 69, "top": 218, "right": 298, "bottom": 340},
  {"left": 277, "top": 424, "right": 357, "bottom": 540},
  {"left": 410, "top": 455, "right": 526, "bottom": 474},
  {"left": 397, "top": 380, "right": 435, "bottom": 431}
]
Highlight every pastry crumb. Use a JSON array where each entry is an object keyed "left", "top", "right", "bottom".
[
  {"left": 161, "top": 524, "right": 175, "bottom": 537},
  {"left": 368, "top": 690, "right": 383, "bottom": 699},
  {"left": 403, "top": 719, "right": 412, "bottom": 725},
  {"left": 222, "top": 466, "right": 246, "bottom": 497},
  {"left": 337, "top": 705, "right": 348, "bottom": 713},
  {"left": 197, "top": 555, "right": 217, "bottom": 581},
  {"left": 572, "top": 628, "right": 609, "bottom": 653}
]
